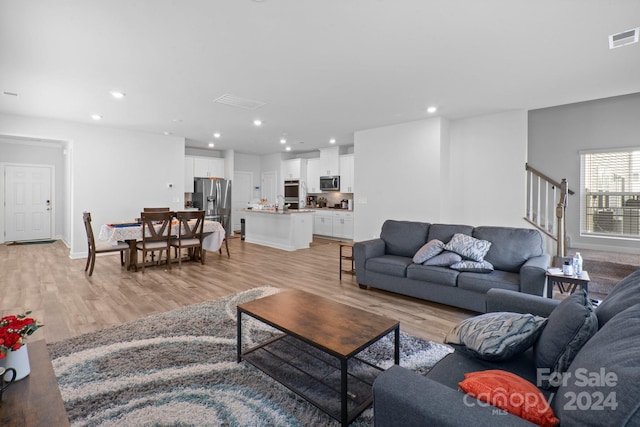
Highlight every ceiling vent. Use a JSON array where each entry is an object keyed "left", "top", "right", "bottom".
[
  {"left": 609, "top": 28, "right": 639, "bottom": 49},
  {"left": 213, "top": 94, "right": 266, "bottom": 110}
]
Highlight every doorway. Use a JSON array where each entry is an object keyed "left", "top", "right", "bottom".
[
  {"left": 4, "top": 165, "right": 54, "bottom": 242},
  {"left": 261, "top": 171, "right": 277, "bottom": 206}
]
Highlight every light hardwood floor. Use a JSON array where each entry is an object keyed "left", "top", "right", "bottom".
[{"left": 0, "top": 237, "right": 474, "bottom": 345}]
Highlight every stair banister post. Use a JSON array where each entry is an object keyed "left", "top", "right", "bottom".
[{"left": 556, "top": 178, "right": 568, "bottom": 261}]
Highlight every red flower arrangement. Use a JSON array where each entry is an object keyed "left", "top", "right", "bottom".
[{"left": 0, "top": 312, "right": 43, "bottom": 360}]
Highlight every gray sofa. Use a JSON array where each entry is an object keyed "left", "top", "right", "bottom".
[
  {"left": 373, "top": 269, "right": 640, "bottom": 426},
  {"left": 354, "top": 220, "right": 550, "bottom": 312}
]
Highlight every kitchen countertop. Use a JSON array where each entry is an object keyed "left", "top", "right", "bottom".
[{"left": 243, "top": 208, "right": 315, "bottom": 214}]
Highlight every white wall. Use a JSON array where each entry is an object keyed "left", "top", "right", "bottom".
[
  {"left": 353, "top": 118, "right": 443, "bottom": 241},
  {"left": 528, "top": 92, "right": 640, "bottom": 253},
  {"left": 0, "top": 113, "right": 185, "bottom": 258},
  {"left": 448, "top": 110, "right": 528, "bottom": 227},
  {"left": 353, "top": 111, "right": 529, "bottom": 242}
]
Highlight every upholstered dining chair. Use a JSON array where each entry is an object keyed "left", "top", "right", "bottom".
[
  {"left": 218, "top": 208, "right": 230, "bottom": 257},
  {"left": 170, "top": 210, "right": 205, "bottom": 267},
  {"left": 136, "top": 211, "right": 174, "bottom": 273},
  {"left": 83, "top": 211, "right": 129, "bottom": 276}
]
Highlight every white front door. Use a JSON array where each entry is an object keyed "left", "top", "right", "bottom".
[{"left": 4, "top": 165, "right": 53, "bottom": 241}]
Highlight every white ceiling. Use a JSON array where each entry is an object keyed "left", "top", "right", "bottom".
[{"left": 1, "top": 0, "right": 639, "bottom": 155}]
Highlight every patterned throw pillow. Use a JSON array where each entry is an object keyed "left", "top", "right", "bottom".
[
  {"left": 445, "top": 312, "right": 547, "bottom": 361},
  {"left": 422, "top": 251, "right": 462, "bottom": 266},
  {"left": 412, "top": 239, "right": 444, "bottom": 263},
  {"left": 443, "top": 233, "right": 492, "bottom": 262},
  {"left": 449, "top": 260, "right": 494, "bottom": 273},
  {"left": 459, "top": 370, "right": 559, "bottom": 427}
]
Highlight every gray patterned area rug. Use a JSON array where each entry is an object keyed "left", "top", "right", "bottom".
[{"left": 48, "top": 287, "right": 453, "bottom": 427}]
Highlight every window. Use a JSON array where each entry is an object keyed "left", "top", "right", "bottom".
[{"left": 581, "top": 149, "right": 640, "bottom": 239}]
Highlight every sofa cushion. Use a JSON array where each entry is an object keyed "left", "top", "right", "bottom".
[
  {"left": 427, "top": 223, "right": 474, "bottom": 244},
  {"left": 458, "top": 270, "right": 520, "bottom": 293},
  {"left": 366, "top": 255, "right": 413, "bottom": 278},
  {"left": 459, "top": 370, "right": 559, "bottom": 427},
  {"left": 422, "top": 251, "right": 462, "bottom": 266},
  {"left": 444, "top": 312, "right": 547, "bottom": 361},
  {"left": 444, "top": 233, "right": 492, "bottom": 262},
  {"left": 406, "top": 264, "right": 459, "bottom": 287},
  {"left": 450, "top": 260, "right": 494, "bottom": 273},
  {"left": 534, "top": 289, "right": 598, "bottom": 389},
  {"left": 473, "top": 226, "right": 544, "bottom": 273},
  {"left": 412, "top": 239, "right": 444, "bottom": 263},
  {"left": 552, "top": 303, "right": 640, "bottom": 426},
  {"left": 595, "top": 269, "right": 640, "bottom": 328},
  {"left": 380, "top": 220, "right": 430, "bottom": 257}
]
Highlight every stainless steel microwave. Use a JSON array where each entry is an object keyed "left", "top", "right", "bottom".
[{"left": 319, "top": 176, "right": 340, "bottom": 191}]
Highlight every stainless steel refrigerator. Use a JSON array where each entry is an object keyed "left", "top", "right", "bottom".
[{"left": 193, "top": 178, "right": 232, "bottom": 227}]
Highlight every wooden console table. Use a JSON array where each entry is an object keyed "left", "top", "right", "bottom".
[{"left": 0, "top": 340, "right": 69, "bottom": 427}]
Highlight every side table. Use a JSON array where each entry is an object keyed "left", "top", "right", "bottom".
[
  {"left": 545, "top": 269, "right": 590, "bottom": 299},
  {"left": 339, "top": 242, "right": 355, "bottom": 280},
  {"left": 0, "top": 340, "right": 69, "bottom": 427}
]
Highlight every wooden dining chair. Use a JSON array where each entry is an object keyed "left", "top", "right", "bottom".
[
  {"left": 170, "top": 210, "right": 205, "bottom": 267},
  {"left": 136, "top": 211, "right": 174, "bottom": 273},
  {"left": 218, "top": 208, "right": 230, "bottom": 257},
  {"left": 83, "top": 212, "right": 129, "bottom": 276},
  {"left": 143, "top": 207, "right": 171, "bottom": 212}
]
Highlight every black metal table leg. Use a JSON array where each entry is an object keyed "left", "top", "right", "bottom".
[
  {"left": 341, "top": 357, "right": 348, "bottom": 426},
  {"left": 237, "top": 308, "right": 242, "bottom": 363}
]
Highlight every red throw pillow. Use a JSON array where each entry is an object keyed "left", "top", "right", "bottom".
[{"left": 459, "top": 370, "right": 559, "bottom": 427}]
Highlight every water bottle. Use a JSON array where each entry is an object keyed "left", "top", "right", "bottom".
[{"left": 573, "top": 252, "right": 583, "bottom": 276}]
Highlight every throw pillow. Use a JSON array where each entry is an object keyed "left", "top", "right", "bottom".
[
  {"left": 595, "top": 269, "right": 640, "bottom": 328},
  {"left": 459, "top": 370, "right": 559, "bottom": 427},
  {"left": 534, "top": 289, "right": 598, "bottom": 389},
  {"left": 444, "top": 233, "right": 492, "bottom": 262},
  {"left": 449, "top": 260, "right": 494, "bottom": 273},
  {"left": 444, "top": 312, "right": 547, "bottom": 361},
  {"left": 412, "top": 239, "right": 444, "bottom": 263},
  {"left": 422, "top": 251, "right": 462, "bottom": 266}
]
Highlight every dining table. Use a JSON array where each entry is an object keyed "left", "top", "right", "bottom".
[{"left": 98, "top": 219, "right": 225, "bottom": 270}]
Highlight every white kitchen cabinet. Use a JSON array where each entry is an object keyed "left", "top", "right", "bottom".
[
  {"left": 282, "top": 158, "right": 303, "bottom": 180},
  {"left": 306, "top": 158, "right": 320, "bottom": 193},
  {"left": 184, "top": 157, "right": 195, "bottom": 192},
  {"left": 313, "top": 211, "right": 333, "bottom": 236},
  {"left": 332, "top": 211, "right": 354, "bottom": 239},
  {"left": 193, "top": 156, "right": 225, "bottom": 178},
  {"left": 319, "top": 147, "right": 340, "bottom": 176},
  {"left": 339, "top": 154, "right": 354, "bottom": 193}
]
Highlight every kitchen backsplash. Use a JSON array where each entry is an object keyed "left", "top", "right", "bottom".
[{"left": 307, "top": 192, "right": 352, "bottom": 208}]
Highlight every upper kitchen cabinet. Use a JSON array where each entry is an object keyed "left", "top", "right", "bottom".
[
  {"left": 319, "top": 147, "right": 340, "bottom": 176},
  {"left": 282, "top": 158, "right": 308, "bottom": 181},
  {"left": 192, "top": 156, "right": 225, "bottom": 179},
  {"left": 339, "top": 154, "right": 354, "bottom": 193},
  {"left": 306, "top": 158, "right": 320, "bottom": 193}
]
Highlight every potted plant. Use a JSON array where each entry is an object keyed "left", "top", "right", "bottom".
[{"left": 0, "top": 311, "right": 44, "bottom": 380}]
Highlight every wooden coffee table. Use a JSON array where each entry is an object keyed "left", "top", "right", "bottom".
[{"left": 237, "top": 289, "right": 400, "bottom": 426}]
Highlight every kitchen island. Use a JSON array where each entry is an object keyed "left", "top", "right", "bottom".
[{"left": 242, "top": 208, "right": 315, "bottom": 251}]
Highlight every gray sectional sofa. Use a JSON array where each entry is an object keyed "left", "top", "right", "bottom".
[
  {"left": 373, "top": 270, "right": 640, "bottom": 426},
  {"left": 354, "top": 220, "right": 550, "bottom": 312}
]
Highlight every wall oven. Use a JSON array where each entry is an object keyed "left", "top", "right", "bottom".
[{"left": 284, "top": 180, "right": 300, "bottom": 209}]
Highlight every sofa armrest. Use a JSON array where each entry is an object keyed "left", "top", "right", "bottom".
[
  {"left": 519, "top": 254, "right": 550, "bottom": 296},
  {"left": 486, "top": 288, "right": 559, "bottom": 317},
  {"left": 373, "top": 365, "right": 536, "bottom": 427},
  {"left": 354, "top": 238, "right": 385, "bottom": 284}
]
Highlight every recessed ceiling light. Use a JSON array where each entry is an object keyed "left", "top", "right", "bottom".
[
  {"left": 173, "top": 119, "right": 183, "bottom": 123},
  {"left": 163, "top": 131, "right": 172, "bottom": 136},
  {"left": 208, "top": 142, "right": 215, "bottom": 148},
  {"left": 285, "top": 146, "right": 292, "bottom": 151},
  {"left": 280, "top": 138, "right": 286, "bottom": 144},
  {"left": 427, "top": 106, "right": 437, "bottom": 114},
  {"left": 213, "top": 132, "right": 221, "bottom": 139},
  {"left": 91, "top": 114, "right": 102, "bottom": 120},
  {"left": 110, "top": 91, "right": 126, "bottom": 99},
  {"left": 253, "top": 119, "right": 262, "bottom": 126},
  {"left": 329, "top": 138, "right": 336, "bottom": 144}
]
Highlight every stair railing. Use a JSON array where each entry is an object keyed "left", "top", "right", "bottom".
[{"left": 524, "top": 163, "right": 574, "bottom": 259}]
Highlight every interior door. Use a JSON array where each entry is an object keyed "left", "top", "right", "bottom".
[
  {"left": 4, "top": 165, "right": 52, "bottom": 241},
  {"left": 261, "top": 171, "right": 277, "bottom": 205}
]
